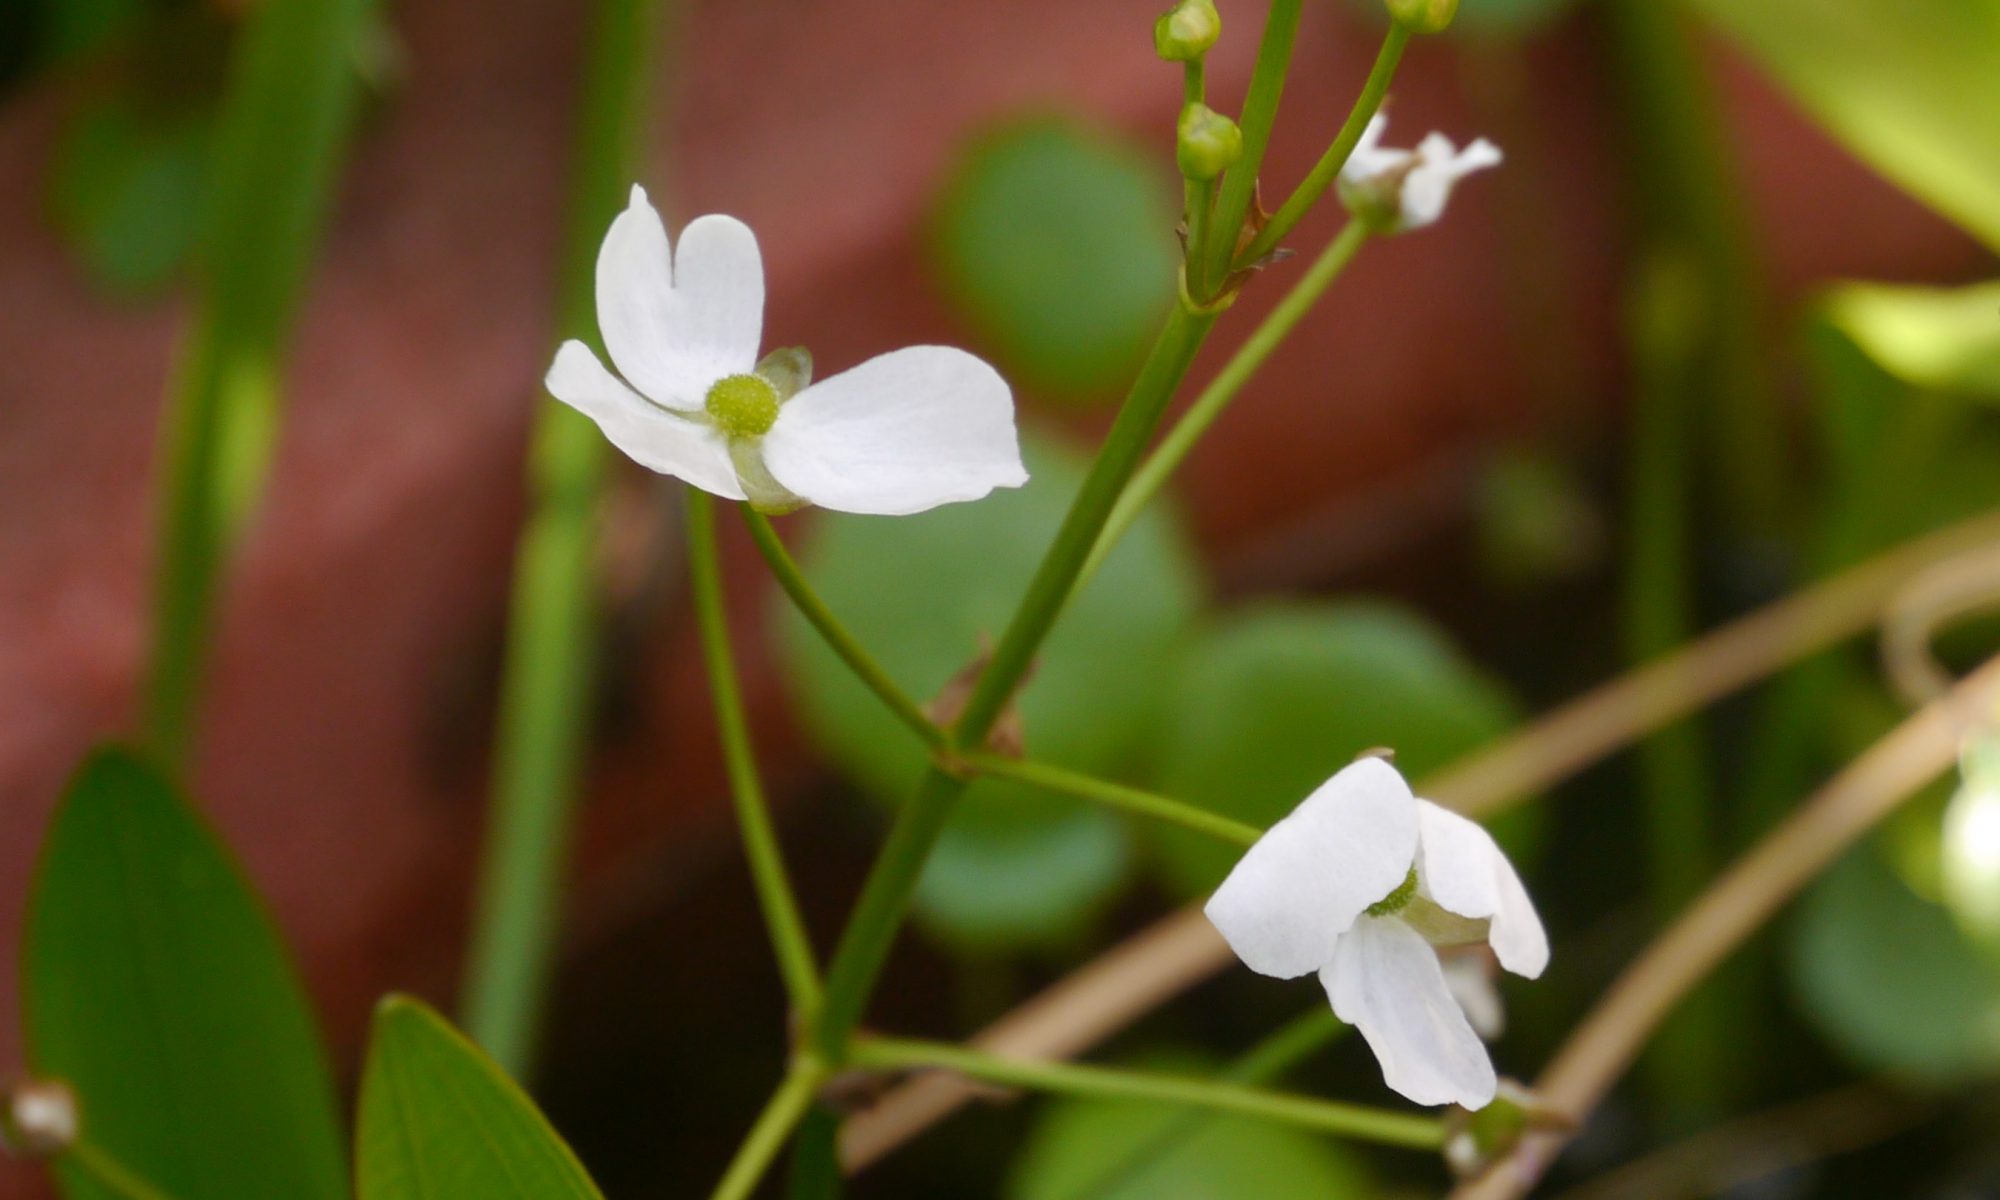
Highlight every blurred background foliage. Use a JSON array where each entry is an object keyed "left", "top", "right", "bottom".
[{"left": 7, "top": 0, "right": 2000, "bottom": 1194}]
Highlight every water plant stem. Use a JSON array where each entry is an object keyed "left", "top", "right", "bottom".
[
  {"left": 687, "top": 493, "right": 821, "bottom": 1012},
  {"left": 850, "top": 1036, "right": 1440, "bottom": 1149}
]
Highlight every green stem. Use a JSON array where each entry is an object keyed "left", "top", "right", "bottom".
[
  {"left": 687, "top": 492, "right": 822, "bottom": 1012},
  {"left": 1183, "top": 178, "right": 1216, "bottom": 302},
  {"left": 850, "top": 1036, "right": 1442, "bottom": 1150},
  {"left": 1069, "top": 1007, "right": 1348, "bottom": 1200},
  {"left": 1238, "top": 23, "right": 1407, "bottom": 269},
  {"left": 742, "top": 509, "right": 941, "bottom": 750},
  {"left": 813, "top": 303, "right": 1220, "bottom": 1061},
  {"left": 458, "top": 0, "right": 668, "bottom": 1074},
  {"left": 65, "top": 1140, "right": 175, "bottom": 1200},
  {"left": 964, "top": 752, "right": 1259, "bottom": 846},
  {"left": 709, "top": 1068, "right": 824, "bottom": 1200},
  {"left": 1085, "top": 219, "right": 1370, "bottom": 582},
  {"left": 142, "top": 0, "right": 376, "bottom": 766},
  {"left": 1198, "top": 0, "right": 1303, "bottom": 290}
]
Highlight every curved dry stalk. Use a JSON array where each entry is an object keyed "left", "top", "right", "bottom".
[
  {"left": 838, "top": 510, "right": 2000, "bottom": 1173},
  {"left": 1448, "top": 655, "right": 2000, "bottom": 1200},
  {"left": 1547, "top": 1083, "right": 1928, "bottom": 1200}
]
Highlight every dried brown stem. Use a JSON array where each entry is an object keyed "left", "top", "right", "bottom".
[{"left": 1449, "top": 655, "right": 2000, "bottom": 1200}]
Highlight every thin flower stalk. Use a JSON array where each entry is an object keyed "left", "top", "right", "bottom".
[{"left": 849, "top": 1036, "right": 1444, "bottom": 1150}]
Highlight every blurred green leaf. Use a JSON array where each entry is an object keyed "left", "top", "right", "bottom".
[
  {"left": 776, "top": 434, "right": 1203, "bottom": 949},
  {"left": 1449, "top": 0, "right": 1581, "bottom": 36},
  {"left": 38, "top": 0, "right": 150, "bottom": 65},
  {"left": 1006, "top": 1057, "right": 1372, "bottom": 1200},
  {"left": 1790, "top": 843, "right": 2000, "bottom": 1083},
  {"left": 1823, "top": 280, "right": 2000, "bottom": 397},
  {"left": 1685, "top": 0, "right": 2000, "bottom": 253},
  {"left": 1151, "top": 604, "right": 1516, "bottom": 895},
  {"left": 50, "top": 97, "right": 209, "bottom": 296},
  {"left": 357, "top": 996, "right": 603, "bottom": 1200},
  {"left": 931, "top": 118, "right": 1179, "bottom": 403},
  {"left": 23, "top": 747, "right": 348, "bottom": 1200}
]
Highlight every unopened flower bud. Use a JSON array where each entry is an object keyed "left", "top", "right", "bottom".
[
  {"left": 1154, "top": 0, "right": 1221, "bottom": 61},
  {"left": 1386, "top": 0, "right": 1458, "bottom": 34},
  {"left": 3, "top": 1080, "right": 78, "bottom": 1159},
  {"left": 1176, "top": 104, "right": 1242, "bottom": 181}
]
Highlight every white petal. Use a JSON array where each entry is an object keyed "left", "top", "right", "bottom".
[
  {"left": 1440, "top": 952, "right": 1506, "bottom": 1040},
  {"left": 1415, "top": 801, "right": 1502, "bottom": 920},
  {"left": 595, "top": 186, "right": 763, "bottom": 407},
  {"left": 544, "top": 340, "right": 744, "bottom": 499},
  {"left": 1204, "top": 757, "right": 1420, "bottom": 980},
  {"left": 1323, "top": 917, "right": 1497, "bottom": 1109},
  {"left": 1341, "top": 114, "right": 1403, "bottom": 181},
  {"left": 1415, "top": 800, "right": 1547, "bottom": 979},
  {"left": 1401, "top": 136, "right": 1501, "bottom": 230},
  {"left": 760, "top": 346, "right": 1026, "bottom": 516}
]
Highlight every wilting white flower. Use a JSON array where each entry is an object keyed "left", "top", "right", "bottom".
[
  {"left": 546, "top": 186, "right": 1027, "bottom": 515},
  {"left": 1338, "top": 115, "right": 1501, "bottom": 233},
  {"left": 1204, "top": 756, "right": 1547, "bottom": 1109}
]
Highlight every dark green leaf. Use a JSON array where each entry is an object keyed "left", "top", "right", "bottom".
[
  {"left": 1151, "top": 604, "right": 1517, "bottom": 895},
  {"left": 1686, "top": 0, "right": 2000, "bottom": 252},
  {"left": 22, "top": 746, "right": 348, "bottom": 1200},
  {"left": 931, "top": 118, "right": 1179, "bottom": 403},
  {"left": 356, "top": 996, "right": 604, "bottom": 1200},
  {"left": 775, "top": 435, "right": 1203, "bottom": 948}
]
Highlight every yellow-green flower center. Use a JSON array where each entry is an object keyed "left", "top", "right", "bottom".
[
  {"left": 705, "top": 373, "right": 780, "bottom": 439},
  {"left": 1364, "top": 867, "right": 1419, "bottom": 917}
]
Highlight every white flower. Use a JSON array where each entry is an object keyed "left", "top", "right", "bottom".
[
  {"left": 1338, "top": 115, "right": 1501, "bottom": 233},
  {"left": 1203, "top": 757, "right": 1547, "bottom": 1109},
  {"left": 546, "top": 186, "right": 1028, "bottom": 515}
]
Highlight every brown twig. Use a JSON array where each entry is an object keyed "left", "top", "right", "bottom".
[
  {"left": 1449, "top": 655, "right": 2000, "bottom": 1200},
  {"left": 838, "top": 511, "right": 2000, "bottom": 1173}
]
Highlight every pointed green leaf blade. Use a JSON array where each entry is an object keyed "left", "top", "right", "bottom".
[
  {"left": 357, "top": 996, "right": 604, "bottom": 1200},
  {"left": 22, "top": 746, "right": 348, "bottom": 1200}
]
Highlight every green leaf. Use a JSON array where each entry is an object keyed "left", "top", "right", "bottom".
[
  {"left": 1789, "top": 843, "right": 2000, "bottom": 1084},
  {"left": 1822, "top": 280, "right": 2000, "bottom": 397},
  {"left": 1684, "top": 0, "right": 2000, "bottom": 253},
  {"left": 775, "top": 434, "right": 1203, "bottom": 949},
  {"left": 1006, "top": 1058, "right": 1372, "bottom": 1200},
  {"left": 356, "top": 996, "right": 604, "bottom": 1200},
  {"left": 50, "top": 97, "right": 210, "bottom": 296},
  {"left": 22, "top": 747, "right": 348, "bottom": 1200},
  {"left": 1151, "top": 604, "right": 1517, "bottom": 896},
  {"left": 931, "top": 118, "right": 1179, "bottom": 403}
]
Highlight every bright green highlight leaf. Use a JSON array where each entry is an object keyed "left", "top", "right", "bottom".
[
  {"left": 1823, "top": 280, "right": 2000, "bottom": 397},
  {"left": 23, "top": 747, "right": 348, "bottom": 1200},
  {"left": 776, "top": 435, "right": 1203, "bottom": 948},
  {"left": 1006, "top": 1054, "right": 1372, "bottom": 1200},
  {"left": 931, "top": 118, "right": 1179, "bottom": 403},
  {"left": 1790, "top": 843, "right": 2000, "bottom": 1083},
  {"left": 357, "top": 996, "right": 604, "bottom": 1200},
  {"left": 1151, "top": 604, "right": 1516, "bottom": 895},
  {"left": 1685, "top": 0, "right": 2000, "bottom": 253}
]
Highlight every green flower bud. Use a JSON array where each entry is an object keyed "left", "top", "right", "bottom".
[
  {"left": 1154, "top": 0, "right": 1221, "bottom": 61},
  {"left": 1385, "top": 0, "right": 1458, "bottom": 34},
  {"left": 1176, "top": 103, "right": 1242, "bottom": 181}
]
